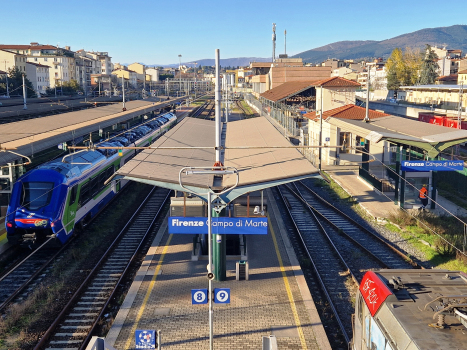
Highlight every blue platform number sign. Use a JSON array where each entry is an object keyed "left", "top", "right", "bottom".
[
  {"left": 192, "top": 289, "right": 208, "bottom": 304},
  {"left": 135, "top": 330, "right": 156, "bottom": 349},
  {"left": 325, "top": 137, "right": 330, "bottom": 142},
  {"left": 214, "top": 288, "right": 230, "bottom": 304}
]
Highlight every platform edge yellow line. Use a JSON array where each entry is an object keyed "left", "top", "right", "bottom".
[
  {"left": 123, "top": 234, "right": 173, "bottom": 349},
  {"left": 269, "top": 217, "right": 308, "bottom": 350}
]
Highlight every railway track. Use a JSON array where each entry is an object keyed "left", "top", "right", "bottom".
[
  {"left": 191, "top": 100, "right": 214, "bottom": 119},
  {"left": 275, "top": 180, "right": 416, "bottom": 342},
  {"left": 36, "top": 186, "right": 170, "bottom": 350},
  {"left": 0, "top": 242, "right": 67, "bottom": 311}
]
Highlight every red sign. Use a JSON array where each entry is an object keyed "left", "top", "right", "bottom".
[{"left": 359, "top": 271, "right": 393, "bottom": 316}]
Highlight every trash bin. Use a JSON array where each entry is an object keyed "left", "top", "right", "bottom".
[{"left": 236, "top": 260, "right": 249, "bottom": 281}]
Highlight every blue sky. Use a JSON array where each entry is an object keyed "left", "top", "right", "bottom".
[{"left": 3, "top": 0, "right": 467, "bottom": 65}]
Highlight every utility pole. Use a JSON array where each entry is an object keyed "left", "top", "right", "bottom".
[
  {"left": 318, "top": 85, "right": 323, "bottom": 171},
  {"left": 178, "top": 54, "right": 182, "bottom": 96},
  {"left": 272, "top": 23, "right": 276, "bottom": 63},
  {"left": 22, "top": 74, "right": 27, "bottom": 110},
  {"left": 215, "top": 49, "right": 221, "bottom": 164},
  {"left": 194, "top": 62, "right": 197, "bottom": 98},
  {"left": 364, "top": 67, "right": 370, "bottom": 122},
  {"left": 1, "top": 61, "right": 9, "bottom": 97},
  {"left": 122, "top": 75, "right": 126, "bottom": 111}
]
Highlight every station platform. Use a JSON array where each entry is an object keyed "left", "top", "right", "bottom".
[
  {"left": 324, "top": 167, "right": 467, "bottom": 220},
  {"left": 106, "top": 188, "right": 331, "bottom": 350}
]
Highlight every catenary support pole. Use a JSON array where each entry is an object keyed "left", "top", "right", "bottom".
[
  {"left": 22, "top": 74, "right": 27, "bottom": 110},
  {"left": 215, "top": 49, "right": 221, "bottom": 163},
  {"left": 122, "top": 76, "right": 126, "bottom": 110},
  {"left": 318, "top": 85, "right": 323, "bottom": 170}
]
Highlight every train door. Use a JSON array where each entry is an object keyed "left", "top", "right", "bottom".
[{"left": 64, "top": 184, "right": 79, "bottom": 233}]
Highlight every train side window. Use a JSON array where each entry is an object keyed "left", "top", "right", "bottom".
[
  {"left": 79, "top": 181, "right": 90, "bottom": 205},
  {"left": 69, "top": 185, "right": 78, "bottom": 205}
]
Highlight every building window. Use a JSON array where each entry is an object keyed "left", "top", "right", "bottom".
[
  {"left": 34, "top": 57, "right": 38, "bottom": 62},
  {"left": 44, "top": 58, "right": 48, "bottom": 61}
]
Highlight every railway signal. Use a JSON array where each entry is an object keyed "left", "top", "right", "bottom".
[{"left": 118, "top": 148, "right": 123, "bottom": 156}]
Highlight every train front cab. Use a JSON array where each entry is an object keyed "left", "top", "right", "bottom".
[{"left": 353, "top": 271, "right": 402, "bottom": 350}]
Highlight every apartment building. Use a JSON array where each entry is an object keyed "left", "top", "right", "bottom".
[
  {"left": 128, "top": 63, "right": 145, "bottom": 82},
  {"left": 111, "top": 68, "right": 137, "bottom": 88},
  {"left": 146, "top": 68, "right": 160, "bottom": 82},
  {"left": 0, "top": 49, "right": 27, "bottom": 74},
  {"left": 26, "top": 62, "right": 50, "bottom": 96}
]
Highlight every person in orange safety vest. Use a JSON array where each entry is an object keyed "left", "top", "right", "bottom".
[{"left": 418, "top": 184, "right": 428, "bottom": 210}]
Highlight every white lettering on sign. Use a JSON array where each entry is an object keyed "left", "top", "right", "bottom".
[
  {"left": 171, "top": 218, "right": 204, "bottom": 227},
  {"left": 245, "top": 219, "right": 268, "bottom": 227},
  {"left": 362, "top": 278, "right": 379, "bottom": 310},
  {"left": 403, "top": 161, "right": 424, "bottom": 167}
]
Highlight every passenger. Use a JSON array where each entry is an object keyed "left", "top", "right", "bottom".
[{"left": 418, "top": 184, "right": 428, "bottom": 210}]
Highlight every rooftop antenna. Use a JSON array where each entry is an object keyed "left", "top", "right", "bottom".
[
  {"left": 284, "top": 29, "right": 287, "bottom": 56},
  {"left": 272, "top": 23, "right": 276, "bottom": 63}
]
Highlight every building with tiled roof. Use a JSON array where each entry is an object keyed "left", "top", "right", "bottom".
[
  {"left": 26, "top": 61, "right": 50, "bottom": 96},
  {"left": 436, "top": 74, "right": 458, "bottom": 85},
  {"left": 303, "top": 104, "right": 389, "bottom": 121},
  {"left": 305, "top": 104, "right": 394, "bottom": 168},
  {"left": 259, "top": 77, "right": 360, "bottom": 112}
]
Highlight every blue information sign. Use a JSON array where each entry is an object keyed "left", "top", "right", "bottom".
[
  {"left": 168, "top": 217, "right": 268, "bottom": 235},
  {"left": 192, "top": 289, "right": 208, "bottom": 304},
  {"left": 135, "top": 330, "right": 156, "bottom": 349},
  {"left": 401, "top": 160, "right": 464, "bottom": 172},
  {"left": 214, "top": 288, "right": 230, "bottom": 304}
]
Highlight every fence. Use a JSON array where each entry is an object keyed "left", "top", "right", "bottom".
[{"left": 244, "top": 94, "right": 301, "bottom": 138}]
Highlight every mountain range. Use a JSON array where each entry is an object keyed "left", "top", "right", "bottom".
[
  {"left": 150, "top": 25, "right": 467, "bottom": 67},
  {"left": 291, "top": 25, "right": 467, "bottom": 63}
]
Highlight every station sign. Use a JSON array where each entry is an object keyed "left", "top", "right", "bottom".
[
  {"left": 192, "top": 289, "right": 208, "bottom": 304},
  {"left": 359, "top": 271, "right": 393, "bottom": 317},
  {"left": 214, "top": 288, "right": 230, "bottom": 304},
  {"left": 135, "top": 330, "right": 156, "bottom": 349},
  {"left": 168, "top": 217, "right": 268, "bottom": 235},
  {"left": 401, "top": 160, "right": 464, "bottom": 172}
]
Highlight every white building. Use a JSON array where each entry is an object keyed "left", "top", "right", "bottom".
[
  {"left": 26, "top": 62, "right": 50, "bottom": 96},
  {"left": 146, "top": 68, "right": 160, "bottom": 82}
]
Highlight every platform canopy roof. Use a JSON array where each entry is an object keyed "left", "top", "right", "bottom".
[
  {"left": 326, "top": 115, "right": 467, "bottom": 158},
  {"left": 114, "top": 116, "right": 319, "bottom": 203},
  {"left": 0, "top": 97, "right": 182, "bottom": 165}
]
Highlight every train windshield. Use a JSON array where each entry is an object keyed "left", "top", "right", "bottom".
[{"left": 21, "top": 182, "right": 54, "bottom": 210}]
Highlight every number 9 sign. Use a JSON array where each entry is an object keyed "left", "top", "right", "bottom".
[{"left": 214, "top": 288, "right": 230, "bottom": 304}]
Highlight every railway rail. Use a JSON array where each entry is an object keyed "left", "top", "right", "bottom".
[
  {"left": 191, "top": 99, "right": 214, "bottom": 120},
  {"left": 275, "top": 180, "right": 416, "bottom": 342},
  {"left": 35, "top": 186, "right": 170, "bottom": 350}
]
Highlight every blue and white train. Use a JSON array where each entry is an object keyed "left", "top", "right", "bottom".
[{"left": 5, "top": 112, "right": 177, "bottom": 245}]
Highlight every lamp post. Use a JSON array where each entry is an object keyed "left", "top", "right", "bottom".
[
  {"left": 178, "top": 54, "right": 182, "bottom": 96},
  {"left": 179, "top": 166, "right": 238, "bottom": 350},
  {"left": 194, "top": 61, "right": 197, "bottom": 98},
  {"left": 1, "top": 60, "right": 9, "bottom": 98}
]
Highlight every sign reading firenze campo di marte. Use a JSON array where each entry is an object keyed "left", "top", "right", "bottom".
[
  {"left": 401, "top": 160, "right": 464, "bottom": 172},
  {"left": 168, "top": 217, "right": 268, "bottom": 235}
]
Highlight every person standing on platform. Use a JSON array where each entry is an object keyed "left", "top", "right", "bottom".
[{"left": 418, "top": 184, "right": 428, "bottom": 210}]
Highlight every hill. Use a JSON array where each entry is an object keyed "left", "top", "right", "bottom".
[
  {"left": 151, "top": 57, "right": 271, "bottom": 68},
  {"left": 292, "top": 25, "right": 467, "bottom": 63}
]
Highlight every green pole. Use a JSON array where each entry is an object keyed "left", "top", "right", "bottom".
[
  {"left": 400, "top": 147, "right": 407, "bottom": 209},
  {"left": 212, "top": 208, "right": 226, "bottom": 281},
  {"left": 394, "top": 145, "right": 401, "bottom": 205}
]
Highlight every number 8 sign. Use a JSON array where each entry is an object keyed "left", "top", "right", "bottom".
[
  {"left": 191, "top": 289, "right": 208, "bottom": 304},
  {"left": 214, "top": 288, "right": 230, "bottom": 304}
]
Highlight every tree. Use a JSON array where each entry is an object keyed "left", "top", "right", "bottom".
[
  {"left": 386, "top": 47, "right": 423, "bottom": 90},
  {"left": 386, "top": 48, "right": 406, "bottom": 90},
  {"left": 59, "top": 79, "right": 82, "bottom": 95},
  {"left": 7, "top": 67, "right": 36, "bottom": 98},
  {"left": 419, "top": 44, "right": 439, "bottom": 85}
]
